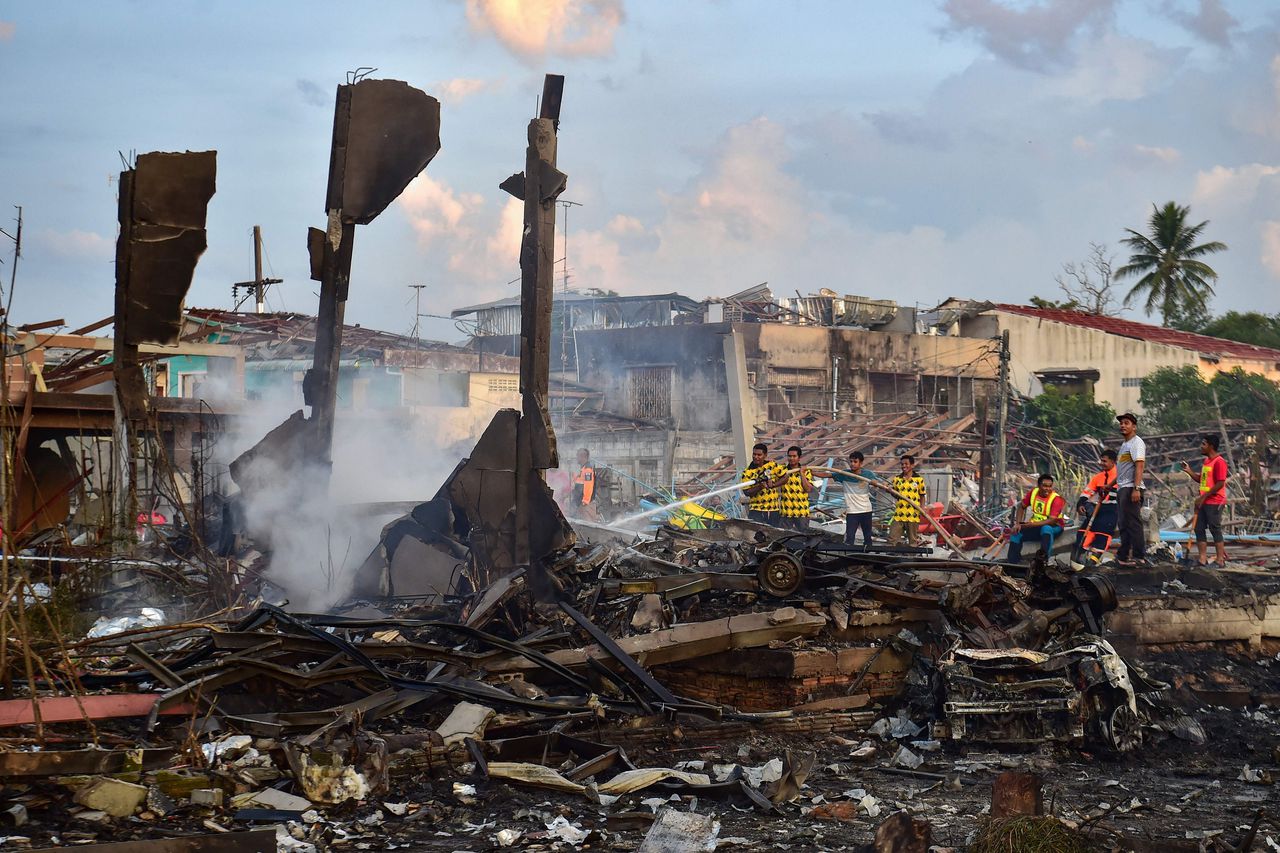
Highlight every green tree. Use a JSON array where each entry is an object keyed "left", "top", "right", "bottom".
[
  {"left": 1024, "top": 387, "right": 1117, "bottom": 440},
  {"left": 1115, "top": 202, "right": 1227, "bottom": 326},
  {"left": 1162, "top": 296, "right": 1211, "bottom": 332},
  {"left": 1209, "top": 368, "right": 1280, "bottom": 425},
  {"left": 1138, "top": 366, "right": 1211, "bottom": 433},
  {"left": 1199, "top": 311, "right": 1280, "bottom": 350},
  {"left": 1139, "top": 366, "right": 1280, "bottom": 433}
]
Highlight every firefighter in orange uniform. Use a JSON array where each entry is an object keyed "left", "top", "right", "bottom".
[{"left": 571, "top": 448, "right": 599, "bottom": 521}]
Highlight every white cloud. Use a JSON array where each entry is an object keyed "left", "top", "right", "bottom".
[
  {"left": 399, "top": 174, "right": 484, "bottom": 244},
  {"left": 35, "top": 228, "right": 113, "bottom": 259},
  {"left": 432, "top": 77, "right": 503, "bottom": 103},
  {"left": 465, "top": 0, "right": 623, "bottom": 62},
  {"left": 1041, "top": 31, "right": 1173, "bottom": 104},
  {"left": 605, "top": 214, "right": 644, "bottom": 237},
  {"left": 1132, "top": 144, "right": 1180, "bottom": 164},
  {"left": 1261, "top": 221, "right": 1280, "bottom": 279},
  {"left": 1192, "top": 163, "right": 1280, "bottom": 208},
  {"left": 1072, "top": 135, "right": 1096, "bottom": 152}
]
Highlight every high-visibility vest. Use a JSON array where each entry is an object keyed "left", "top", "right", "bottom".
[
  {"left": 1029, "top": 490, "right": 1061, "bottom": 523},
  {"left": 572, "top": 466, "right": 595, "bottom": 504},
  {"left": 1081, "top": 470, "right": 1117, "bottom": 504}
]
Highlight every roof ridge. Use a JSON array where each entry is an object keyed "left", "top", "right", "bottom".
[{"left": 992, "top": 303, "right": 1280, "bottom": 360}]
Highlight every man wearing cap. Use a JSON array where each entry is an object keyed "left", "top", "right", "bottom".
[{"left": 1115, "top": 413, "right": 1148, "bottom": 566}]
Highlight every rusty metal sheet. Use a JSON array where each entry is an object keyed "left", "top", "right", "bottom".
[
  {"left": 443, "top": 409, "right": 573, "bottom": 584},
  {"left": 0, "top": 694, "right": 193, "bottom": 727},
  {"left": 335, "top": 79, "right": 440, "bottom": 224},
  {"left": 119, "top": 150, "right": 217, "bottom": 345}
]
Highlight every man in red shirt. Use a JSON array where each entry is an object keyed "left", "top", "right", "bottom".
[
  {"left": 1181, "top": 434, "right": 1228, "bottom": 567},
  {"left": 1006, "top": 473, "right": 1067, "bottom": 564}
]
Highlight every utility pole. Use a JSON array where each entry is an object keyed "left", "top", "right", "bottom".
[
  {"left": 557, "top": 199, "right": 581, "bottom": 425},
  {"left": 831, "top": 355, "right": 841, "bottom": 416},
  {"left": 408, "top": 284, "right": 426, "bottom": 341},
  {"left": 253, "top": 225, "right": 264, "bottom": 311},
  {"left": 232, "top": 225, "right": 283, "bottom": 314},
  {"left": 1210, "top": 385, "right": 1237, "bottom": 522},
  {"left": 994, "top": 330, "right": 1011, "bottom": 511}
]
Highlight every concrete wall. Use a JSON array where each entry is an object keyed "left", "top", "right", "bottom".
[
  {"left": 986, "top": 311, "right": 1200, "bottom": 414},
  {"left": 576, "top": 322, "right": 999, "bottom": 434},
  {"left": 556, "top": 426, "right": 732, "bottom": 505},
  {"left": 405, "top": 372, "right": 521, "bottom": 449},
  {"left": 753, "top": 324, "right": 998, "bottom": 420},
  {"left": 575, "top": 324, "right": 733, "bottom": 431}
]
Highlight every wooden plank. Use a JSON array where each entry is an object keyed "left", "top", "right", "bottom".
[
  {"left": 0, "top": 694, "right": 193, "bottom": 727},
  {"left": 0, "top": 747, "right": 173, "bottom": 777}
]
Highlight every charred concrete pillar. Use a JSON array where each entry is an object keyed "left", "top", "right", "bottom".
[
  {"left": 112, "top": 150, "right": 216, "bottom": 547},
  {"left": 502, "top": 74, "right": 568, "bottom": 577},
  {"left": 304, "top": 78, "right": 440, "bottom": 483}
]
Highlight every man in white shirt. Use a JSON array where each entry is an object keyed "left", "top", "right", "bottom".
[
  {"left": 1114, "top": 412, "right": 1148, "bottom": 566},
  {"left": 832, "top": 451, "right": 876, "bottom": 548}
]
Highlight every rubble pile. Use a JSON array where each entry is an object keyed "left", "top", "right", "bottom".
[{"left": 2, "top": 512, "right": 1278, "bottom": 851}]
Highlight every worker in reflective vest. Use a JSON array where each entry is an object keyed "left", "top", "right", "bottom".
[
  {"left": 1007, "top": 473, "right": 1066, "bottom": 563},
  {"left": 1071, "top": 449, "right": 1118, "bottom": 562},
  {"left": 571, "top": 448, "right": 599, "bottom": 521}
]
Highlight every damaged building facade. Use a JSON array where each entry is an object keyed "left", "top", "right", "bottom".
[{"left": 557, "top": 303, "right": 998, "bottom": 503}]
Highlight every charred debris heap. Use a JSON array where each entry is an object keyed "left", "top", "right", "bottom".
[{"left": 1, "top": 72, "right": 1279, "bottom": 853}]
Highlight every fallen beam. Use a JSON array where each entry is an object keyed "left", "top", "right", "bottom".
[
  {"left": 0, "top": 748, "right": 174, "bottom": 777},
  {"left": 483, "top": 607, "right": 827, "bottom": 673}
]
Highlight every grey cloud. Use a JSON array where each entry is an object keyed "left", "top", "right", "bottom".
[
  {"left": 939, "top": 0, "right": 1117, "bottom": 71},
  {"left": 296, "top": 78, "right": 329, "bottom": 108},
  {"left": 864, "top": 111, "right": 952, "bottom": 151},
  {"left": 1162, "top": 0, "right": 1237, "bottom": 48}
]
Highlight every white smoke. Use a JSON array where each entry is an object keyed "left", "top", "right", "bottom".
[{"left": 202, "top": 372, "right": 478, "bottom": 611}]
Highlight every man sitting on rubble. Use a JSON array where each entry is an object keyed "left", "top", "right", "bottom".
[
  {"left": 776, "top": 445, "right": 815, "bottom": 531},
  {"left": 1006, "top": 473, "right": 1067, "bottom": 563},
  {"left": 888, "top": 455, "right": 927, "bottom": 546},
  {"left": 741, "top": 442, "right": 785, "bottom": 525},
  {"left": 1071, "top": 449, "right": 1118, "bottom": 563},
  {"left": 1181, "top": 433, "right": 1229, "bottom": 568}
]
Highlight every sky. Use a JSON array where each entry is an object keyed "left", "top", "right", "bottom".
[{"left": 2, "top": 0, "right": 1280, "bottom": 343}]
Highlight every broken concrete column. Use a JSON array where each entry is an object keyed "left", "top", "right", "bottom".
[{"left": 991, "top": 770, "right": 1044, "bottom": 819}]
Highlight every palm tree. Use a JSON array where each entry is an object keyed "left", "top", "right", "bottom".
[{"left": 1115, "top": 202, "right": 1227, "bottom": 327}]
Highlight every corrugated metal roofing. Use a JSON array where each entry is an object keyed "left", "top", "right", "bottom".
[{"left": 993, "top": 304, "right": 1280, "bottom": 362}]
